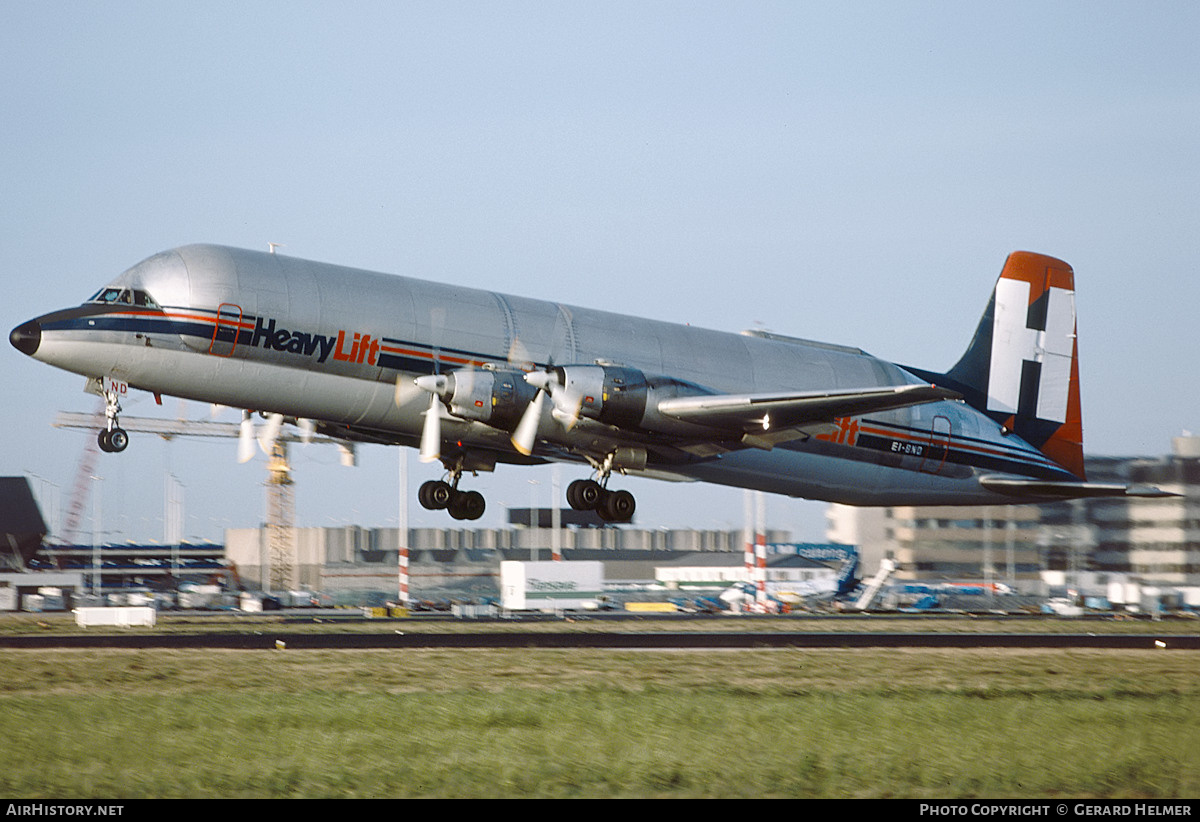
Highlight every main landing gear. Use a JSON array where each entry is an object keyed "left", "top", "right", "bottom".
[
  {"left": 417, "top": 454, "right": 636, "bottom": 525},
  {"left": 565, "top": 451, "right": 637, "bottom": 523},
  {"left": 567, "top": 478, "right": 636, "bottom": 523},
  {"left": 561, "top": 448, "right": 638, "bottom": 518},
  {"left": 418, "top": 469, "right": 486, "bottom": 521},
  {"left": 97, "top": 384, "right": 128, "bottom": 453}
]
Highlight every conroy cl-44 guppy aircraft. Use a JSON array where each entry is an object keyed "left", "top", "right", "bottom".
[{"left": 10, "top": 245, "right": 1168, "bottom": 522}]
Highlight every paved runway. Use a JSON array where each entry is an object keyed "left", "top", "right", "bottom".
[{"left": 2, "top": 631, "right": 1197, "bottom": 650}]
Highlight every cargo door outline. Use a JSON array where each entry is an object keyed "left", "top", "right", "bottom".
[
  {"left": 919, "top": 414, "right": 951, "bottom": 474},
  {"left": 208, "top": 303, "right": 244, "bottom": 357}
]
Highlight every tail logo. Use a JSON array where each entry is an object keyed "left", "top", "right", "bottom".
[
  {"left": 915, "top": 250, "right": 1084, "bottom": 479},
  {"left": 987, "top": 278, "right": 1075, "bottom": 424}
]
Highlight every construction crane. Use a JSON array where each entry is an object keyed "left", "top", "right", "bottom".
[
  {"left": 53, "top": 409, "right": 355, "bottom": 593},
  {"left": 60, "top": 400, "right": 105, "bottom": 548}
]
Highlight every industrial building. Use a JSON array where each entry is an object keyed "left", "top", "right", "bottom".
[
  {"left": 826, "top": 503, "right": 1043, "bottom": 585},
  {"left": 223, "top": 523, "right": 793, "bottom": 603},
  {"left": 826, "top": 436, "right": 1200, "bottom": 603},
  {"left": 1041, "top": 437, "right": 1200, "bottom": 584}
]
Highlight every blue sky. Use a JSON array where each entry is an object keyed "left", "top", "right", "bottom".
[{"left": 4, "top": 2, "right": 1198, "bottom": 544}]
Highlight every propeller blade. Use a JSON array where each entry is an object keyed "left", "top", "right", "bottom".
[
  {"left": 257, "top": 412, "right": 284, "bottom": 455},
  {"left": 550, "top": 387, "right": 584, "bottom": 430},
  {"left": 394, "top": 375, "right": 424, "bottom": 407},
  {"left": 237, "top": 411, "right": 257, "bottom": 463},
  {"left": 429, "top": 307, "right": 446, "bottom": 375},
  {"left": 298, "top": 418, "right": 316, "bottom": 443},
  {"left": 525, "top": 369, "right": 582, "bottom": 431},
  {"left": 419, "top": 393, "right": 442, "bottom": 463},
  {"left": 507, "top": 336, "right": 533, "bottom": 371},
  {"left": 511, "top": 389, "right": 545, "bottom": 456}
]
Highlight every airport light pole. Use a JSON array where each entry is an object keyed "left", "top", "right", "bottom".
[
  {"left": 1005, "top": 506, "right": 1016, "bottom": 589},
  {"left": 398, "top": 448, "right": 409, "bottom": 609},
  {"left": 90, "top": 475, "right": 103, "bottom": 600},
  {"left": 551, "top": 465, "right": 562, "bottom": 561},
  {"left": 755, "top": 491, "right": 767, "bottom": 608},
  {"left": 528, "top": 479, "right": 539, "bottom": 561},
  {"left": 165, "top": 473, "right": 184, "bottom": 584},
  {"left": 983, "top": 507, "right": 994, "bottom": 604},
  {"left": 743, "top": 491, "right": 753, "bottom": 609}
]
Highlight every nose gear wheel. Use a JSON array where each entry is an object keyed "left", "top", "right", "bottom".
[{"left": 97, "top": 382, "right": 129, "bottom": 453}]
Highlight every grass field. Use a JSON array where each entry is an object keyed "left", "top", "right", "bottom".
[{"left": 0, "top": 632, "right": 1196, "bottom": 798}]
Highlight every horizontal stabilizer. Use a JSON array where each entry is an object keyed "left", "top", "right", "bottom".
[
  {"left": 657, "top": 384, "right": 960, "bottom": 433},
  {"left": 979, "top": 476, "right": 1178, "bottom": 500}
]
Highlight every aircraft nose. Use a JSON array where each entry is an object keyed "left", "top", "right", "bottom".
[{"left": 9, "top": 319, "right": 41, "bottom": 356}]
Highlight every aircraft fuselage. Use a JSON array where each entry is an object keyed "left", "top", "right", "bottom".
[{"left": 12, "top": 244, "right": 1083, "bottom": 517}]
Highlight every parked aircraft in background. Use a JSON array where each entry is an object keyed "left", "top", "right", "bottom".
[{"left": 10, "top": 244, "right": 1168, "bottom": 522}]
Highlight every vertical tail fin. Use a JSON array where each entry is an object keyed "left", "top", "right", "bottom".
[{"left": 915, "top": 252, "right": 1085, "bottom": 478}]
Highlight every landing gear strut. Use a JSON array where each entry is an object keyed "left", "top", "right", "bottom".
[
  {"left": 97, "top": 384, "right": 128, "bottom": 453},
  {"left": 567, "top": 453, "right": 637, "bottom": 523},
  {"left": 418, "top": 465, "right": 486, "bottom": 521}
]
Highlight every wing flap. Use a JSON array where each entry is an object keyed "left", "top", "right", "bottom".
[{"left": 657, "top": 384, "right": 961, "bottom": 433}]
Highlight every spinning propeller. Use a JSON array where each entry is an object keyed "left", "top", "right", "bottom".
[
  {"left": 414, "top": 374, "right": 448, "bottom": 463},
  {"left": 511, "top": 368, "right": 584, "bottom": 456},
  {"left": 236, "top": 410, "right": 315, "bottom": 463},
  {"left": 404, "top": 304, "right": 585, "bottom": 460}
]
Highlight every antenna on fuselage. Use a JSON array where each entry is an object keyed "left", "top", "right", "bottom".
[{"left": 268, "top": 243, "right": 284, "bottom": 255}]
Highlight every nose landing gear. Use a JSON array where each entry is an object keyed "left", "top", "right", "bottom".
[
  {"left": 97, "top": 383, "right": 128, "bottom": 453},
  {"left": 98, "top": 427, "right": 129, "bottom": 453}
]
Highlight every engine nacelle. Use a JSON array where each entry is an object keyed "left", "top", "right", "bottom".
[
  {"left": 552, "top": 364, "right": 648, "bottom": 429},
  {"left": 437, "top": 363, "right": 714, "bottom": 439},
  {"left": 441, "top": 368, "right": 537, "bottom": 429},
  {"left": 545, "top": 364, "right": 716, "bottom": 435}
]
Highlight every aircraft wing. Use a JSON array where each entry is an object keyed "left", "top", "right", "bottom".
[
  {"left": 978, "top": 476, "right": 1179, "bottom": 499},
  {"left": 656, "top": 384, "right": 960, "bottom": 435}
]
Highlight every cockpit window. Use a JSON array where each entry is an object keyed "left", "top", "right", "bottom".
[
  {"left": 87, "top": 287, "right": 161, "bottom": 309},
  {"left": 132, "top": 290, "right": 160, "bottom": 308},
  {"left": 88, "top": 287, "right": 122, "bottom": 303}
]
